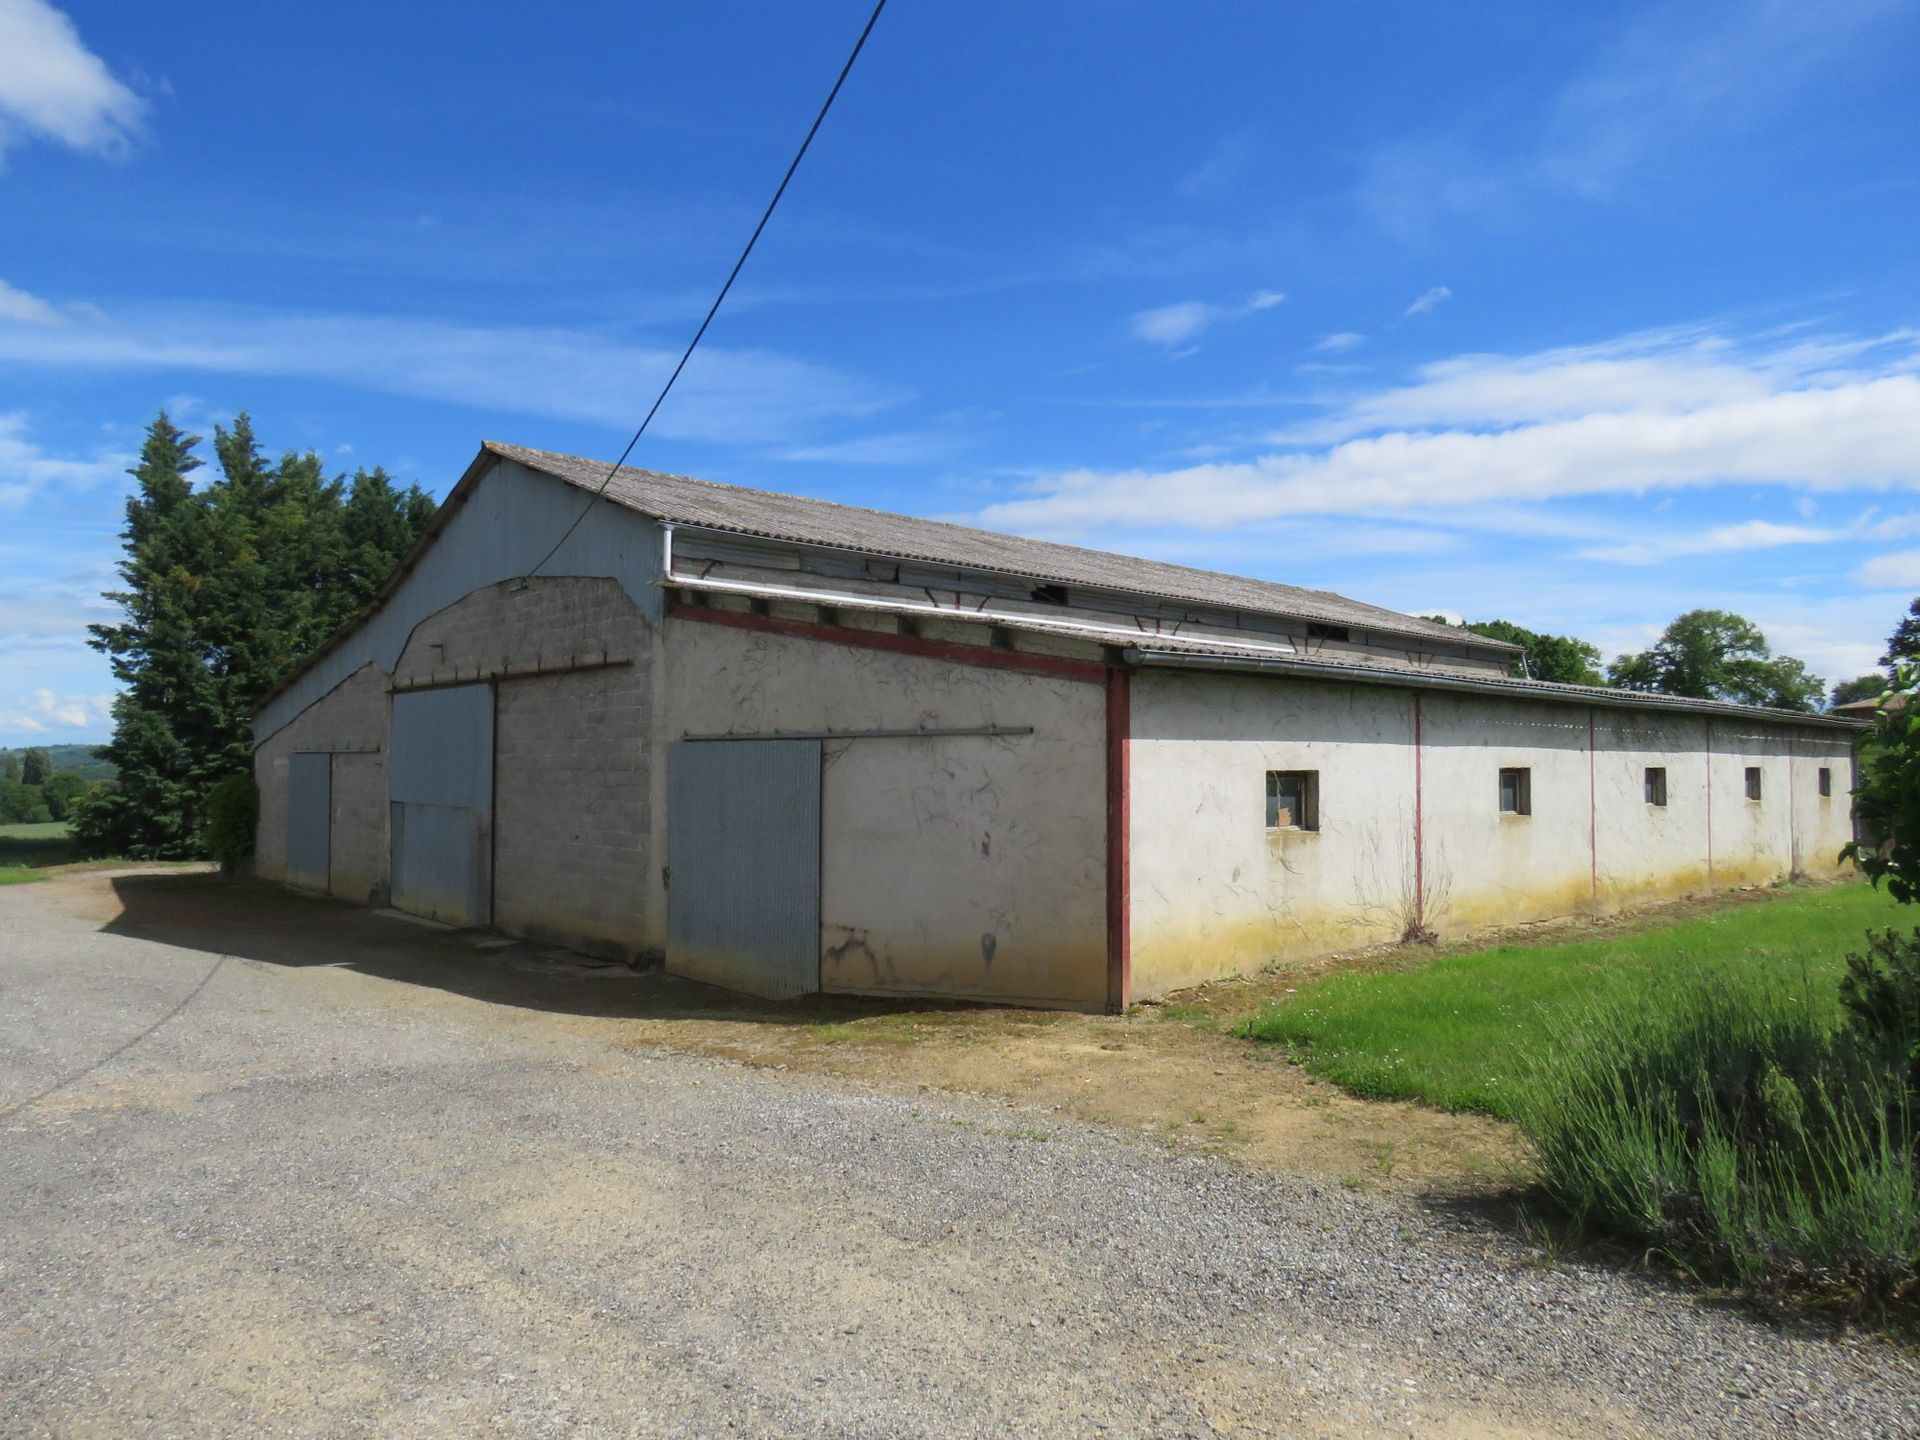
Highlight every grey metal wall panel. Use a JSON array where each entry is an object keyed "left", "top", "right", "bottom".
[
  {"left": 390, "top": 684, "right": 493, "bottom": 925},
  {"left": 256, "top": 459, "right": 664, "bottom": 745},
  {"left": 390, "top": 801, "right": 492, "bottom": 926},
  {"left": 286, "top": 752, "right": 331, "bottom": 891},
  {"left": 667, "top": 739, "right": 820, "bottom": 1000},
  {"left": 390, "top": 685, "right": 493, "bottom": 808}
]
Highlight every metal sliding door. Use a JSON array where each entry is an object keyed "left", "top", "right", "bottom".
[
  {"left": 389, "top": 684, "right": 494, "bottom": 926},
  {"left": 666, "top": 739, "right": 820, "bottom": 1000},
  {"left": 286, "top": 752, "right": 332, "bottom": 892}
]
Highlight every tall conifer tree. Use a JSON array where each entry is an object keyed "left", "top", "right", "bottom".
[{"left": 77, "top": 411, "right": 436, "bottom": 857}]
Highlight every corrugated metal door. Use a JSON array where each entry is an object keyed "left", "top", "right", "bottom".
[
  {"left": 389, "top": 684, "right": 493, "bottom": 926},
  {"left": 667, "top": 739, "right": 820, "bottom": 1000},
  {"left": 286, "top": 752, "right": 331, "bottom": 892}
]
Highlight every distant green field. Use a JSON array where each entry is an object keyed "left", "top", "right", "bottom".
[{"left": 0, "top": 820, "right": 75, "bottom": 880}]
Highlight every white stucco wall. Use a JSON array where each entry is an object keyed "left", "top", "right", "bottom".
[
  {"left": 661, "top": 613, "right": 1110, "bottom": 1007},
  {"left": 1127, "top": 668, "right": 1859, "bottom": 999},
  {"left": 1127, "top": 671, "right": 1419, "bottom": 997},
  {"left": 1417, "top": 694, "right": 1599, "bottom": 933}
]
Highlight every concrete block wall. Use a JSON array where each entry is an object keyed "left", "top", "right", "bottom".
[
  {"left": 327, "top": 753, "right": 387, "bottom": 904},
  {"left": 253, "top": 663, "right": 391, "bottom": 894},
  {"left": 393, "top": 575, "right": 654, "bottom": 959},
  {"left": 494, "top": 662, "right": 651, "bottom": 960},
  {"left": 392, "top": 576, "right": 642, "bottom": 688}
]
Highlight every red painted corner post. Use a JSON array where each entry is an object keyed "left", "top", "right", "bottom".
[{"left": 1105, "top": 667, "right": 1131, "bottom": 1014}]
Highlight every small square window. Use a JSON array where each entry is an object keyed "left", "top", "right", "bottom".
[
  {"left": 1818, "top": 767, "right": 1832, "bottom": 798},
  {"left": 1745, "top": 766, "right": 1763, "bottom": 802},
  {"left": 1266, "top": 770, "right": 1319, "bottom": 831},
  {"left": 1498, "top": 767, "right": 1532, "bottom": 816},
  {"left": 1645, "top": 767, "right": 1668, "bottom": 807}
]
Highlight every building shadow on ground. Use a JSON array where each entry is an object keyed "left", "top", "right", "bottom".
[{"left": 101, "top": 871, "right": 985, "bottom": 1028}]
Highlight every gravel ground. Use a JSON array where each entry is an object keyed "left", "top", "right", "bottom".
[{"left": 2, "top": 874, "right": 1917, "bottom": 1439}]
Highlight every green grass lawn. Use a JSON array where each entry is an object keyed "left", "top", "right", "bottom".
[
  {"left": 0, "top": 820, "right": 75, "bottom": 881},
  {"left": 1242, "top": 883, "right": 1905, "bottom": 1119}
]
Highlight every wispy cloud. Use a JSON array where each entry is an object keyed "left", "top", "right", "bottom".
[
  {"left": 971, "top": 324, "right": 1920, "bottom": 535},
  {"left": 777, "top": 430, "right": 965, "bottom": 466},
  {"left": 0, "top": 0, "right": 145, "bottom": 165},
  {"left": 0, "top": 687, "right": 111, "bottom": 734},
  {"left": 1128, "top": 289, "right": 1285, "bottom": 349},
  {"left": 0, "top": 297, "right": 911, "bottom": 446},
  {"left": 1357, "top": 0, "right": 1908, "bottom": 237},
  {"left": 0, "top": 277, "right": 65, "bottom": 325},
  {"left": 1312, "top": 332, "right": 1366, "bottom": 354},
  {"left": 1402, "top": 286, "right": 1452, "bottom": 319},
  {"left": 1577, "top": 520, "right": 1840, "bottom": 566},
  {"left": 1855, "top": 550, "right": 1920, "bottom": 590},
  {"left": 0, "top": 411, "right": 129, "bottom": 508}
]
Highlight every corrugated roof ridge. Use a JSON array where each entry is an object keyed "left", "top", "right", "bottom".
[{"left": 483, "top": 440, "right": 1517, "bottom": 652}]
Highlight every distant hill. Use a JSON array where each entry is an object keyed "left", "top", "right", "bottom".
[{"left": 0, "top": 745, "right": 116, "bottom": 782}]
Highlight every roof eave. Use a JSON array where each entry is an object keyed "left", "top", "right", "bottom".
[{"left": 1122, "top": 645, "right": 1869, "bottom": 731}]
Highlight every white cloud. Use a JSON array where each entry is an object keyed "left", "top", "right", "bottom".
[
  {"left": 1128, "top": 290, "right": 1286, "bottom": 349},
  {"left": 1129, "top": 301, "right": 1223, "bottom": 348},
  {"left": 1313, "top": 332, "right": 1366, "bottom": 354},
  {"left": 1855, "top": 550, "right": 1920, "bottom": 590},
  {"left": 0, "top": 412, "right": 129, "bottom": 508},
  {"left": 1403, "top": 286, "right": 1452, "bottom": 318},
  {"left": 973, "top": 325, "right": 1920, "bottom": 535},
  {"left": 0, "top": 277, "right": 63, "bottom": 324},
  {"left": 0, "top": 687, "right": 110, "bottom": 735},
  {"left": 1577, "top": 520, "right": 1839, "bottom": 566},
  {"left": 0, "top": 0, "right": 144, "bottom": 164},
  {"left": 778, "top": 430, "right": 963, "bottom": 465},
  {"left": 0, "top": 300, "right": 909, "bottom": 446}
]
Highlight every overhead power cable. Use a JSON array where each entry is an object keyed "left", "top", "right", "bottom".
[{"left": 524, "top": 0, "right": 890, "bottom": 580}]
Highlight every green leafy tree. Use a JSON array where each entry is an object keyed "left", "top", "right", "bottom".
[
  {"left": 1832, "top": 673, "right": 1889, "bottom": 708},
  {"left": 1419, "top": 617, "right": 1605, "bottom": 685},
  {"left": 0, "top": 778, "right": 52, "bottom": 825},
  {"left": 1848, "top": 661, "right": 1920, "bottom": 901},
  {"left": 78, "top": 410, "right": 435, "bottom": 858},
  {"left": 19, "top": 747, "right": 52, "bottom": 787},
  {"left": 40, "top": 772, "right": 89, "bottom": 822},
  {"left": 1882, "top": 598, "right": 1920, "bottom": 669},
  {"left": 1608, "top": 609, "right": 1823, "bottom": 712},
  {"left": 1470, "top": 620, "right": 1604, "bottom": 685},
  {"left": 1, "top": 753, "right": 19, "bottom": 783}
]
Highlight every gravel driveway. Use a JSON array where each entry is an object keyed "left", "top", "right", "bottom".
[{"left": 2, "top": 872, "right": 1916, "bottom": 1439}]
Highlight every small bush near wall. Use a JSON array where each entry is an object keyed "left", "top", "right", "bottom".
[
  {"left": 203, "top": 773, "right": 258, "bottom": 875},
  {"left": 1519, "top": 958, "right": 1920, "bottom": 1309}
]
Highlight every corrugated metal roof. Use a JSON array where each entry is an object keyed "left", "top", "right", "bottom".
[
  {"left": 669, "top": 577, "right": 1863, "bottom": 729},
  {"left": 485, "top": 441, "right": 1512, "bottom": 653},
  {"left": 1124, "top": 639, "right": 1867, "bottom": 730}
]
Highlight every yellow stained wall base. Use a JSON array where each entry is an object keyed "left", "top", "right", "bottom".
[{"left": 1130, "top": 860, "right": 1845, "bottom": 1001}]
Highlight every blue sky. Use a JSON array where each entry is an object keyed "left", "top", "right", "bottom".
[{"left": 4, "top": 0, "right": 1920, "bottom": 745}]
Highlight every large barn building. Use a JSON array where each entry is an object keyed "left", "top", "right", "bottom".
[{"left": 253, "top": 442, "right": 1862, "bottom": 1010}]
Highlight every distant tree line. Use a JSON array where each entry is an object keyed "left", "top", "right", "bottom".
[
  {"left": 1427, "top": 608, "right": 1841, "bottom": 713},
  {"left": 0, "top": 747, "right": 90, "bottom": 825},
  {"left": 75, "top": 411, "right": 435, "bottom": 858}
]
